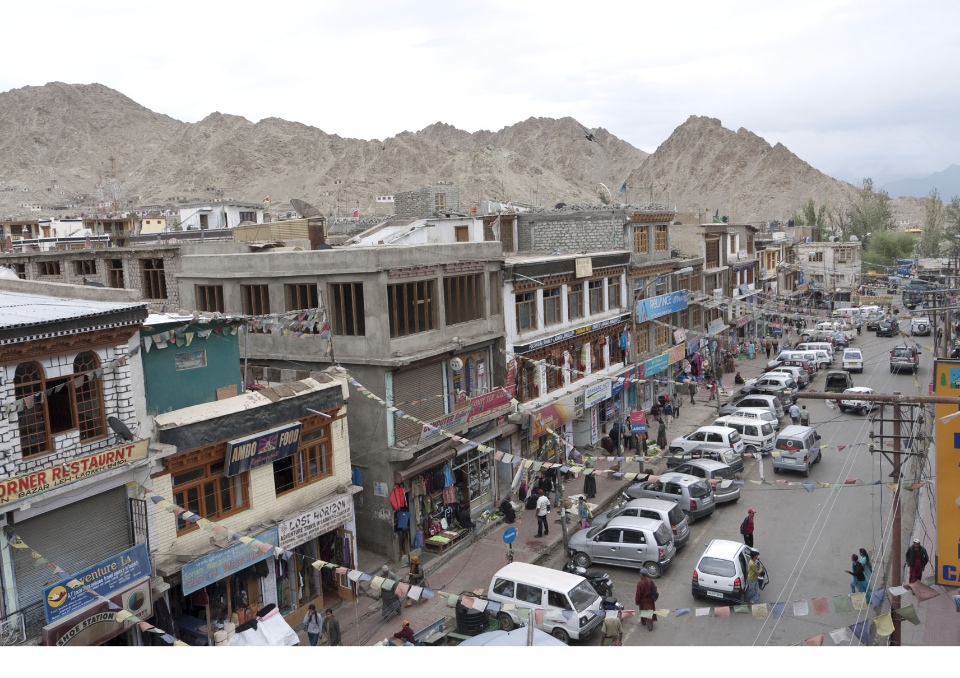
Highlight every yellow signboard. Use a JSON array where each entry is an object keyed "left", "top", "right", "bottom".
[
  {"left": 933, "top": 359, "right": 960, "bottom": 586},
  {"left": 575, "top": 257, "right": 593, "bottom": 279}
]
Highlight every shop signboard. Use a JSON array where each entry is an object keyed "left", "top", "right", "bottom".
[
  {"left": 43, "top": 542, "right": 151, "bottom": 624},
  {"left": 512, "top": 314, "right": 630, "bottom": 353},
  {"left": 575, "top": 257, "right": 593, "bottom": 278},
  {"left": 584, "top": 380, "right": 612, "bottom": 409},
  {"left": 737, "top": 315, "right": 752, "bottom": 328},
  {"left": 644, "top": 352, "right": 669, "bottom": 376},
  {"left": 532, "top": 391, "right": 583, "bottom": 439},
  {"left": 224, "top": 423, "right": 302, "bottom": 477},
  {"left": 673, "top": 328, "right": 687, "bottom": 343},
  {"left": 708, "top": 319, "right": 727, "bottom": 335},
  {"left": 636, "top": 291, "right": 688, "bottom": 323},
  {"left": 42, "top": 577, "right": 152, "bottom": 647},
  {"left": 590, "top": 406, "right": 600, "bottom": 445},
  {"left": 466, "top": 387, "right": 513, "bottom": 423},
  {"left": 630, "top": 410, "right": 647, "bottom": 434},
  {"left": 0, "top": 439, "right": 149, "bottom": 507},
  {"left": 610, "top": 368, "right": 634, "bottom": 399},
  {"left": 772, "top": 322, "right": 782, "bottom": 336},
  {"left": 181, "top": 527, "right": 279, "bottom": 595},
  {"left": 278, "top": 495, "right": 355, "bottom": 550},
  {"left": 667, "top": 343, "right": 686, "bottom": 365},
  {"left": 933, "top": 359, "right": 960, "bottom": 585},
  {"left": 419, "top": 409, "right": 470, "bottom": 444}
]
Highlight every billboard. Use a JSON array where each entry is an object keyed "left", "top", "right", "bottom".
[
  {"left": 224, "top": 423, "right": 302, "bottom": 477},
  {"left": 636, "top": 291, "right": 688, "bottom": 323},
  {"left": 933, "top": 359, "right": 960, "bottom": 586}
]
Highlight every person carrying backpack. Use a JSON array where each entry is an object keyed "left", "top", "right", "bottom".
[{"left": 740, "top": 508, "right": 756, "bottom": 547}]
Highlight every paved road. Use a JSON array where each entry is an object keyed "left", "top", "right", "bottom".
[{"left": 546, "top": 327, "right": 933, "bottom": 646}]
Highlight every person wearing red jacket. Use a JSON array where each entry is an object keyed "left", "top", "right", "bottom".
[
  {"left": 394, "top": 620, "right": 415, "bottom": 644},
  {"left": 635, "top": 568, "right": 657, "bottom": 631}
]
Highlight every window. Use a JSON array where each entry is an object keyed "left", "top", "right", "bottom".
[
  {"left": 492, "top": 579, "right": 515, "bottom": 597},
  {"left": 655, "top": 323, "right": 670, "bottom": 347},
  {"left": 13, "top": 263, "right": 26, "bottom": 280},
  {"left": 747, "top": 236, "right": 755, "bottom": 255},
  {"left": 705, "top": 238, "right": 721, "bottom": 268},
  {"left": 597, "top": 528, "right": 621, "bottom": 543},
  {"left": 516, "top": 583, "right": 542, "bottom": 605},
  {"left": 285, "top": 283, "right": 319, "bottom": 311},
  {"left": 435, "top": 193, "right": 446, "bottom": 212},
  {"left": 808, "top": 252, "right": 824, "bottom": 263},
  {"left": 568, "top": 283, "right": 584, "bottom": 320},
  {"left": 678, "top": 308, "right": 689, "bottom": 328},
  {"left": 518, "top": 358, "right": 540, "bottom": 401},
  {"left": 108, "top": 259, "right": 124, "bottom": 288},
  {"left": 38, "top": 261, "right": 60, "bottom": 276},
  {"left": 444, "top": 274, "right": 483, "bottom": 325},
  {"left": 542, "top": 287, "right": 562, "bottom": 326},
  {"left": 655, "top": 224, "right": 668, "bottom": 252},
  {"left": 73, "top": 260, "right": 96, "bottom": 276},
  {"left": 141, "top": 258, "right": 167, "bottom": 299},
  {"left": 195, "top": 285, "right": 224, "bottom": 313},
  {"left": 515, "top": 292, "right": 536, "bottom": 332},
  {"left": 241, "top": 284, "right": 270, "bottom": 315},
  {"left": 729, "top": 235, "right": 738, "bottom": 254},
  {"left": 14, "top": 363, "right": 48, "bottom": 457},
  {"left": 454, "top": 225, "right": 469, "bottom": 242},
  {"left": 607, "top": 277, "right": 621, "bottom": 309},
  {"left": 636, "top": 322, "right": 650, "bottom": 356},
  {"left": 588, "top": 280, "right": 604, "bottom": 314},
  {"left": 691, "top": 304, "right": 702, "bottom": 328},
  {"left": 633, "top": 226, "right": 649, "bottom": 254},
  {"left": 73, "top": 352, "right": 105, "bottom": 441},
  {"left": 239, "top": 211, "right": 255, "bottom": 223},
  {"left": 836, "top": 247, "right": 855, "bottom": 263},
  {"left": 621, "top": 529, "right": 644, "bottom": 544},
  {"left": 388, "top": 280, "right": 437, "bottom": 337},
  {"left": 274, "top": 416, "right": 333, "bottom": 495},
  {"left": 172, "top": 457, "right": 248, "bottom": 534},
  {"left": 489, "top": 272, "right": 501, "bottom": 315},
  {"left": 547, "top": 590, "right": 572, "bottom": 610},
  {"left": 329, "top": 282, "right": 366, "bottom": 336}
]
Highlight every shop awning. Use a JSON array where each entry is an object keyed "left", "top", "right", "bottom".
[
  {"left": 454, "top": 424, "right": 519, "bottom": 456},
  {"left": 396, "top": 441, "right": 457, "bottom": 482}
]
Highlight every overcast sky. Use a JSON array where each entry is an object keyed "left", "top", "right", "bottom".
[{"left": 4, "top": 1, "right": 958, "bottom": 183}]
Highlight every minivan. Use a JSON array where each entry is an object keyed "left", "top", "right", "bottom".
[
  {"left": 745, "top": 374, "right": 797, "bottom": 406},
  {"left": 593, "top": 497, "right": 691, "bottom": 548},
  {"left": 567, "top": 516, "right": 676, "bottom": 576},
  {"left": 672, "top": 459, "right": 741, "bottom": 504},
  {"left": 796, "top": 342, "right": 835, "bottom": 361},
  {"left": 766, "top": 366, "right": 809, "bottom": 389},
  {"left": 729, "top": 406, "right": 780, "bottom": 431},
  {"left": 777, "top": 351, "right": 821, "bottom": 370},
  {"left": 668, "top": 425, "right": 746, "bottom": 456},
  {"left": 713, "top": 415, "right": 776, "bottom": 456},
  {"left": 719, "top": 393, "right": 785, "bottom": 420},
  {"left": 488, "top": 562, "right": 603, "bottom": 643},
  {"left": 772, "top": 425, "right": 822, "bottom": 476},
  {"left": 625, "top": 472, "right": 716, "bottom": 522}
]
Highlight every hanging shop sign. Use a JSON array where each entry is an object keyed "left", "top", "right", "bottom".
[
  {"left": 467, "top": 387, "right": 513, "bottom": 422},
  {"left": 610, "top": 368, "right": 634, "bottom": 399},
  {"left": 513, "top": 314, "right": 630, "bottom": 353},
  {"left": 419, "top": 409, "right": 471, "bottom": 444},
  {"left": 278, "top": 495, "right": 355, "bottom": 550},
  {"left": 575, "top": 257, "right": 593, "bottom": 278},
  {"left": 0, "top": 439, "right": 149, "bottom": 507},
  {"left": 630, "top": 410, "right": 648, "bottom": 434},
  {"left": 673, "top": 328, "right": 687, "bottom": 343},
  {"left": 43, "top": 542, "right": 151, "bottom": 624},
  {"left": 933, "top": 359, "right": 960, "bottom": 585},
  {"left": 737, "top": 315, "right": 753, "bottom": 328},
  {"left": 584, "top": 380, "right": 612, "bottom": 409},
  {"left": 668, "top": 343, "right": 686, "bottom": 365},
  {"left": 643, "top": 352, "right": 669, "bottom": 376},
  {"left": 532, "top": 391, "right": 584, "bottom": 439},
  {"left": 636, "top": 291, "right": 688, "bottom": 323},
  {"left": 708, "top": 319, "right": 727, "bottom": 335},
  {"left": 43, "top": 577, "right": 152, "bottom": 647},
  {"left": 181, "top": 527, "right": 279, "bottom": 595},
  {"left": 224, "top": 423, "right": 302, "bottom": 477}
]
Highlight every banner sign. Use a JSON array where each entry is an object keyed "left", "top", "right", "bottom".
[
  {"left": 708, "top": 320, "right": 727, "bottom": 335},
  {"left": 420, "top": 409, "right": 471, "bottom": 444},
  {"left": 182, "top": 527, "right": 279, "bottom": 595},
  {"left": 43, "top": 577, "right": 152, "bottom": 647},
  {"left": 611, "top": 368, "right": 634, "bottom": 399},
  {"left": 584, "top": 380, "right": 612, "bottom": 409},
  {"left": 933, "top": 359, "right": 960, "bottom": 585},
  {"left": 513, "top": 314, "right": 629, "bottom": 353},
  {"left": 630, "top": 410, "right": 648, "bottom": 434},
  {"left": 0, "top": 440, "right": 149, "bottom": 507},
  {"left": 532, "top": 392, "right": 584, "bottom": 439},
  {"left": 644, "top": 352, "right": 669, "bottom": 376},
  {"left": 636, "top": 291, "right": 688, "bottom": 323},
  {"left": 224, "top": 423, "right": 302, "bottom": 476},
  {"left": 278, "top": 496, "right": 355, "bottom": 550},
  {"left": 43, "top": 543, "right": 151, "bottom": 624},
  {"left": 668, "top": 343, "right": 686, "bottom": 365}
]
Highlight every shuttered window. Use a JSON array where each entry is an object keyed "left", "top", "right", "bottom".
[{"left": 392, "top": 365, "right": 445, "bottom": 444}]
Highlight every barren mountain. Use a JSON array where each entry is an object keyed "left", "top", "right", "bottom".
[{"left": 0, "top": 83, "right": 924, "bottom": 227}]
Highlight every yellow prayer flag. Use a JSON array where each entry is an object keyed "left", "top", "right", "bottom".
[
  {"left": 874, "top": 612, "right": 894, "bottom": 637},
  {"left": 751, "top": 604, "right": 769, "bottom": 620},
  {"left": 115, "top": 610, "right": 133, "bottom": 623},
  {"left": 850, "top": 592, "right": 867, "bottom": 610}
]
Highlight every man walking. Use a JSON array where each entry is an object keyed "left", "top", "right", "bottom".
[
  {"left": 799, "top": 405, "right": 810, "bottom": 427},
  {"left": 688, "top": 380, "right": 697, "bottom": 405},
  {"left": 322, "top": 608, "right": 342, "bottom": 646},
  {"left": 380, "top": 565, "right": 401, "bottom": 620},
  {"left": 905, "top": 538, "right": 929, "bottom": 583},
  {"left": 789, "top": 403, "right": 800, "bottom": 425},
  {"left": 600, "top": 610, "right": 623, "bottom": 646},
  {"left": 535, "top": 489, "right": 550, "bottom": 538},
  {"left": 740, "top": 508, "right": 756, "bottom": 547},
  {"left": 745, "top": 551, "right": 764, "bottom": 604}
]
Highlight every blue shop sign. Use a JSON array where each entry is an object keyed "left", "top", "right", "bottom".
[
  {"left": 636, "top": 291, "right": 688, "bottom": 323},
  {"left": 224, "top": 422, "right": 303, "bottom": 477},
  {"left": 611, "top": 368, "right": 634, "bottom": 399},
  {"left": 644, "top": 353, "right": 669, "bottom": 376},
  {"left": 44, "top": 542, "right": 151, "bottom": 624},
  {"left": 182, "top": 527, "right": 279, "bottom": 595}
]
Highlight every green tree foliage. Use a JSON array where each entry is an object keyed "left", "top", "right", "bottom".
[
  {"left": 844, "top": 178, "right": 895, "bottom": 245},
  {"left": 862, "top": 231, "right": 916, "bottom": 267},
  {"left": 791, "top": 199, "right": 830, "bottom": 240},
  {"left": 919, "top": 188, "right": 946, "bottom": 257},
  {"left": 945, "top": 196, "right": 960, "bottom": 240}
]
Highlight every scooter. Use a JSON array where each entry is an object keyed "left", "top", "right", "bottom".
[{"left": 563, "top": 552, "right": 615, "bottom": 598}]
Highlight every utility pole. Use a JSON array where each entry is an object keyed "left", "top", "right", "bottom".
[{"left": 890, "top": 397, "right": 903, "bottom": 647}]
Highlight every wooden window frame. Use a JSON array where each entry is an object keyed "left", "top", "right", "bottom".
[
  {"left": 518, "top": 358, "right": 541, "bottom": 402},
  {"left": 444, "top": 273, "right": 484, "bottom": 326},
  {"left": 274, "top": 416, "right": 334, "bottom": 496},
  {"left": 454, "top": 225, "right": 469, "bottom": 242},
  {"left": 607, "top": 277, "right": 622, "bottom": 310},
  {"left": 13, "top": 263, "right": 26, "bottom": 279},
  {"left": 515, "top": 292, "right": 536, "bottom": 332},
  {"left": 239, "top": 211, "right": 256, "bottom": 223},
  {"left": 542, "top": 287, "right": 562, "bottom": 326},
  {"left": 171, "top": 450, "right": 249, "bottom": 535},
  {"left": 195, "top": 284, "right": 225, "bottom": 313},
  {"left": 655, "top": 225, "right": 668, "bottom": 252},
  {"left": 691, "top": 305, "right": 702, "bottom": 328},
  {"left": 705, "top": 238, "right": 721, "bottom": 268},
  {"left": 588, "top": 279, "right": 604, "bottom": 314},
  {"left": 38, "top": 261, "right": 61, "bottom": 276},
  {"left": 241, "top": 284, "right": 271, "bottom": 315},
  {"left": 568, "top": 283, "right": 584, "bottom": 320},
  {"left": 73, "top": 260, "right": 96, "bottom": 276},
  {"left": 329, "top": 282, "right": 366, "bottom": 336},
  {"left": 633, "top": 226, "right": 649, "bottom": 254},
  {"left": 636, "top": 322, "right": 650, "bottom": 356},
  {"left": 73, "top": 352, "right": 106, "bottom": 441},
  {"left": 489, "top": 272, "right": 502, "bottom": 315},
  {"left": 435, "top": 193, "right": 446, "bottom": 212},
  {"left": 388, "top": 279, "right": 437, "bottom": 338},
  {"left": 284, "top": 283, "right": 319, "bottom": 312},
  {"left": 108, "top": 259, "right": 124, "bottom": 288},
  {"left": 655, "top": 323, "right": 670, "bottom": 347},
  {"left": 141, "top": 258, "right": 167, "bottom": 299}
]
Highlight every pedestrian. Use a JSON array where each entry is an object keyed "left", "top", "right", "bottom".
[
  {"left": 609, "top": 421, "right": 622, "bottom": 453},
  {"left": 789, "top": 403, "right": 800, "bottom": 425},
  {"left": 622, "top": 418, "right": 634, "bottom": 451},
  {"left": 650, "top": 401, "right": 661, "bottom": 420},
  {"left": 583, "top": 466, "right": 597, "bottom": 498},
  {"left": 734, "top": 371, "right": 745, "bottom": 385},
  {"left": 601, "top": 610, "right": 623, "bottom": 646},
  {"left": 500, "top": 495, "right": 517, "bottom": 524},
  {"left": 846, "top": 553, "right": 867, "bottom": 593},
  {"left": 663, "top": 397, "right": 674, "bottom": 425},
  {"left": 740, "top": 508, "right": 756, "bottom": 547},
  {"left": 304, "top": 603, "right": 322, "bottom": 646},
  {"left": 535, "top": 489, "right": 550, "bottom": 538},
  {"left": 538, "top": 471, "right": 553, "bottom": 505},
  {"left": 799, "top": 405, "right": 810, "bottom": 427},
  {"left": 393, "top": 620, "right": 416, "bottom": 644},
  {"left": 656, "top": 417, "right": 667, "bottom": 450},
  {"left": 745, "top": 551, "right": 764, "bottom": 604},
  {"left": 322, "top": 608, "right": 342, "bottom": 646},
  {"left": 674, "top": 393, "right": 682, "bottom": 419},
  {"left": 708, "top": 379, "right": 718, "bottom": 402},
  {"left": 905, "top": 538, "right": 929, "bottom": 583},
  {"left": 600, "top": 434, "right": 615, "bottom": 454},
  {"left": 688, "top": 380, "right": 697, "bottom": 405},
  {"left": 859, "top": 548, "right": 873, "bottom": 592},
  {"left": 764, "top": 339, "right": 771, "bottom": 359},
  {"left": 380, "top": 564, "right": 401, "bottom": 620},
  {"left": 773, "top": 338, "right": 780, "bottom": 354},
  {"left": 406, "top": 555, "right": 424, "bottom": 605},
  {"left": 458, "top": 500, "right": 476, "bottom": 532},
  {"left": 578, "top": 496, "right": 591, "bottom": 529},
  {"left": 635, "top": 568, "right": 658, "bottom": 631}
]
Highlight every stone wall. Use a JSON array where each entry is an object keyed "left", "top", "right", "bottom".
[{"left": 394, "top": 185, "right": 461, "bottom": 219}]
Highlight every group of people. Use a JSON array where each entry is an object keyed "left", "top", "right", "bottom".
[
  {"left": 845, "top": 549, "right": 874, "bottom": 594},
  {"left": 303, "top": 605, "right": 341, "bottom": 646},
  {"left": 788, "top": 403, "right": 811, "bottom": 426}
]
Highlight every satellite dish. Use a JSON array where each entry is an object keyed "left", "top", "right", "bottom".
[
  {"left": 450, "top": 357, "right": 464, "bottom": 372},
  {"left": 596, "top": 183, "right": 612, "bottom": 205},
  {"left": 107, "top": 416, "right": 134, "bottom": 442},
  {"left": 849, "top": 235, "right": 859, "bottom": 242},
  {"left": 290, "top": 198, "right": 321, "bottom": 218}
]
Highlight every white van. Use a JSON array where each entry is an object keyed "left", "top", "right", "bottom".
[
  {"left": 796, "top": 342, "right": 835, "bottom": 361},
  {"left": 858, "top": 305, "right": 881, "bottom": 316},
  {"left": 487, "top": 562, "right": 603, "bottom": 643},
  {"left": 776, "top": 350, "right": 820, "bottom": 369},
  {"left": 832, "top": 308, "right": 860, "bottom": 322},
  {"left": 713, "top": 415, "right": 776, "bottom": 456}
]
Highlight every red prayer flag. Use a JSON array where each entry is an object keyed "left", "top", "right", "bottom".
[{"left": 812, "top": 597, "right": 830, "bottom": 615}]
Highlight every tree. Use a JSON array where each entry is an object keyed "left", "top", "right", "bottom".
[
  {"left": 844, "top": 178, "right": 895, "bottom": 245},
  {"left": 862, "top": 231, "right": 916, "bottom": 267},
  {"left": 919, "top": 188, "right": 946, "bottom": 257},
  {"left": 945, "top": 195, "right": 960, "bottom": 240},
  {"left": 791, "top": 199, "right": 830, "bottom": 240}
]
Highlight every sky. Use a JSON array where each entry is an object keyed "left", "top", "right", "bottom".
[{"left": 4, "top": 0, "right": 959, "bottom": 184}]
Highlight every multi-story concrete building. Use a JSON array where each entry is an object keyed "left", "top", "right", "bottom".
[
  {"left": 795, "top": 240, "right": 862, "bottom": 306},
  {"left": 177, "top": 202, "right": 265, "bottom": 231}
]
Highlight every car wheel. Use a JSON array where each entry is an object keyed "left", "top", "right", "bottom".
[
  {"left": 814, "top": 452, "right": 822, "bottom": 464},
  {"left": 691, "top": 587, "right": 701, "bottom": 600},
  {"left": 890, "top": 365, "right": 894, "bottom": 373},
  {"left": 644, "top": 561, "right": 663, "bottom": 579},
  {"left": 745, "top": 445, "right": 758, "bottom": 457},
  {"left": 574, "top": 552, "right": 592, "bottom": 568},
  {"left": 498, "top": 612, "right": 516, "bottom": 632},
  {"left": 551, "top": 627, "right": 570, "bottom": 644},
  {"left": 670, "top": 447, "right": 683, "bottom": 455},
  {"left": 859, "top": 406, "right": 868, "bottom": 416},
  {"left": 839, "top": 406, "right": 847, "bottom": 413},
  {"left": 773, "top": 467, "right": 781, "bottom": 474},
  {"left": 803, "top": 467, "right": 810, "bottom": 477}
]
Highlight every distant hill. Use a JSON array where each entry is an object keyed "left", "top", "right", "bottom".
[{"left": 882, "top": 165, "right": 960, "bottom": 200}]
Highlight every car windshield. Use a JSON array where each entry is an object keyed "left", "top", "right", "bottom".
[
  {"left": 688, "top": 481, "right": 712, "bottom": 498},
  {"left": 667, "top": 506, "right": 685, "bottom": 525},
  {"left": 654, "top": 523, "right": 672, "bottom": 546},
  {"left": 761, "top": 423, "right": 774, "bottom": 435},
  {"left": 568, "top": 581, "right": 599, "bottom": 612},
  {"left": 846, "top": 351, "right": 861, "bottom": 359},
  {"left": 712, "top": 466, "right": 736, "bottom": 481},
  {"left": 586, "top": 525, "right": 606, "bottom": 539},
  {"left": 698, "top": 556, "right": 737, "bottom": 577}
]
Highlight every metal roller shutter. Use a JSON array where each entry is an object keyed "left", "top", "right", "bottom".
[
  {"left": 12, "top": 486, "right": 132, "bottom": 633},
  {"left": 393, "top": 364, "right": 445, "bottom": 444}
]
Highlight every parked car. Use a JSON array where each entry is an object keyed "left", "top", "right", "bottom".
[
  {"left": 890, "top": 345, "right": 920, "bottom": 373},
  {"left": 727, "top": 407, "right": 780, "bottom": 431},
  {"left": 713, "top": 415, "right": 776, "bottom": 457},
  {"left": 625, "top": 472, "right": 716, "bottom": 522},
  {"left": 842, "top": 348, "right": 864, "bottom": 373},
  {"left": 692, "top": 539, "right": 769, "bottom": 603},
  {"left": 766, "top": 366, "right": 809, "bottom": 389},
  {"left": 719, "top": 393, "right": 785, "bottom": 420},
  {"left": 833, "top": 332, "right": 851, "bottom": 348},
  {"left": 567, "top": 516, "right": 676, "bottom": 576},
  {"left": 865, "top": 312, "right": 884, "bottom": 331},
  {"left": 668, "top": 425, "right": 746, "bottom": 456},
  {"left": 839, "top": 387, "right": 879, "bottom": 415},
  {"left": 672, "top": 459, "right": 741, "bottom": 504},
  {"left": 743, "top": 374, "right": 797, "bottom": 406},
  {"left": 824, "top": 369, "right": 854, "bottom": 393},
  {"left": 772, "top": 425, "right": 822, "bottom": 476},
  {"left": 666, "top": 446, "right": 744, "bottom": 474},
  {"left": 765, "top": 358, "right": 815, "bottom": 377},
  {"left": 876, "top": 318, "right": 900, "bottom": 337},
  {"left": 910, "top": 317, "right": 931, "bottom": 336},
  {"left": 591, "top": 498, "right": 691, "bottom": 548}
]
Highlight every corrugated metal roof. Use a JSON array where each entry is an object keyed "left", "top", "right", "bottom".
[{"left": 0, "top": 291, "right": 146, "bottom": 331}]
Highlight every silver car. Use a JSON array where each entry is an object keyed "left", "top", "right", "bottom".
[
  {"left": 625, "top": 472, "right": 716, "bottom": 522},
  {"left": 592, "top": 497, "right": 691, "bottom": 548},
  {"left": 567, "top": 516, "right": 676, "bottom": 577},
  {"left": 673, "top": 459, "right": 741, "bottom": 504}
]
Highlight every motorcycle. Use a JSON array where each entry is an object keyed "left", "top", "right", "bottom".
[{"left": 563, "top": 552, "right": 615, "bottom": 598}]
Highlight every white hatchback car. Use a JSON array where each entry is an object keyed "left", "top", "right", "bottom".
[
  {"left": 669, "top": 425, "right": 746, "bottom": 456},
  {"left": 692, "top": 539, "right": 769, "bottom": 603},
  {"left": 842, "top": 348, "right": 864, "bottom": 373},
  {"left": 839, "top": 386, "right": 879, "bottom": 415}
]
